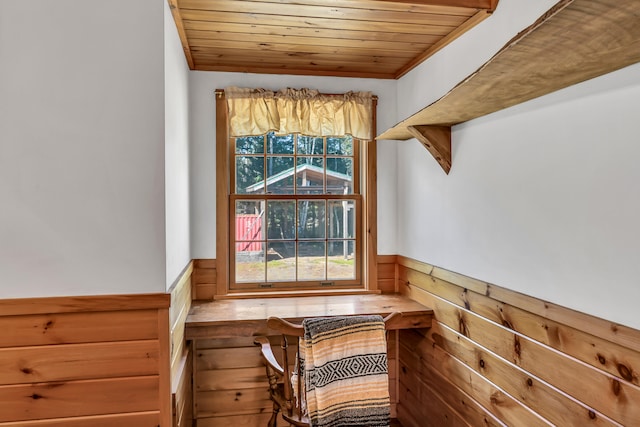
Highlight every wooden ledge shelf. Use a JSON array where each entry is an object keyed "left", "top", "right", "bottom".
[
  {"left": 378, "top": 0, "right": 640, "bottom": 172},
  {"left": 185, "top": 294, "right": 433, "bottom": 339}
]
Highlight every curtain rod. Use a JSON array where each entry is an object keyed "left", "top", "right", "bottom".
[{"left": 213, "top": 88, "right": 378, "bottom": 101}]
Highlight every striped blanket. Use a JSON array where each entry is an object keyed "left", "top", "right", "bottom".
[{"left": 299, "top": 315, "right": 390, "bottom": 427}]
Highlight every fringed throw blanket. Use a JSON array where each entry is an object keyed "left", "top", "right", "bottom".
[{"left": 300, "top": 315, "right": 390, "bottom": 427}]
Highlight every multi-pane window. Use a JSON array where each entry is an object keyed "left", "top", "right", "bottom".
[{"left": 231, "top": 132, "right": 361, "bottom": 290}]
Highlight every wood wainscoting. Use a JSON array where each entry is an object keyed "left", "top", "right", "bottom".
[
  {"left": 396, "top": 256, "right": 640, "bottom": 427},
  {"left": 192, "top": 259, "right": 217, "bottom": 301},
  {"left": 0, "top": 293, "right": 171, "bottom": 426},
  {"left": 0, "top": 261, "right": 195, "bottom": 427},
  {"left": 169, "top": 262, "right": 195, "bottom": 427}
]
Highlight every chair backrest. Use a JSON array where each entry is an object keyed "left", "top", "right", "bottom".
[{"left": 262, "top": 313, "right": 402, "bottom": 425}]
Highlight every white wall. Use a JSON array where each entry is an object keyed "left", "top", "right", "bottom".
[
  {"left": 164, "top": 1, "right": 191, "bottom": 289},
  {"left": 0, "top": 0, "right": 166, "bottom": 297},
  {"left": 189, "top": 72, "right": 398, "bottom": 258},
  {"left": 394, "top": 0, "right": 640, "bottom": 329}
]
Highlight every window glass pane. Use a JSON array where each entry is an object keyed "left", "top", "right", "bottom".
[
  {"left": 296, "top": 157, "right": 324, "bottom": 194},
  {"left": 266, "top": 156, "right": 294, "bottom": 194},
  {"left": 328, "top": 200, "right": 355, "bottom": 239},
  {"left": 326, "top": 158, "right": 353, "bottom": 194},
  {"left": 267, "top": 132, "right": 294, "bottom": 154},
  {"left": 328, "top": 241, "right": 355, "bottom": 280},
  {"left": 297, "top": 242, "right": 326, "bottom": 281},
  {"left": 267, "top": 242, "right": 296, "bottom": 282},
  {"left": 235, "top": 200, "right": 265, "bottom": 242},
  {"left": 298, "top": 200, "right": 326, "bottom": 239},
  {"left": 297, "top": 135, "right": 323, "bottom": 155},
  {"left": 235, "top": 243, "right": 265, "bottom": 283},
  {"left": 327, "top": 135, "right": 353, "bottom": 155},
  {"left": 267, "top": 200, "right": 296, "bottom": 240},
  {"left": 236, "top": 156, "right": 265, "bottom": 194},
  {"left": 235, "top": 136, "right": 264, "bottom": 154}
]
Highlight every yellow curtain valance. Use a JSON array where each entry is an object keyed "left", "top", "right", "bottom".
[{"left": 225, "top": 87, "right": 374, "bottom": 140}]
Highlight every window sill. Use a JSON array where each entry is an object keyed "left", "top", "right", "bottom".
[{"left": 214, "top": 288, "right": 381, "bottom": 300}]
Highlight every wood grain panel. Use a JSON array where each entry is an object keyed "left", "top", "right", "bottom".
[
  {"left": 377, "top": 255, "right": 398, "bottom": 293},
  {"left": 0, "top": 340, "right": 159, "bottom": 385},
  {"left": 193, "top": 259, "right": 217, "bottom": 301},
  {"left": 400, "top": 329, "right": 548, "bottom": 427},
  {"left": 180, "top": 10, "right": 458, "bottom": 36},
  {"left": 401, "top": 266, "right": 640, "bottom": 387},
  {"left": 0, "top": 294, "right": 169, "bottom": 316},
  {"left": 197, "top": 367, "right": 266, "bottom": 392},
  {"left": 196, "top": 413, "right": 272, "bottom": 427},
  {"left": 0, "top": 293, "right": 169, "bottom": 425},
  {"left": 396, "top": 256, "right": 640, "bottom": 427},
  {"left": 184, "top": 0, "right": 482, "bottom": 16},
  {"left": 398, "top": 347, "right": 504, "bottom": 427},
  {"left": 180, "top": 0, "right": 472, "bottom": 26},
  {"left": 183, "top": 21, "right": 446, "bottom": 43},
  {"left": 187, "top": 30, "right": 430, "bottom": 52},
  {"left": 0, "top": 411, "right": 160, "bottom": 427},
  {"left": 172, "top": 347, "right": 193, "bottom": 427},
  {"left": 427, "top": 322, "right": 618, "bottom": 426},
  {"left": 0, "top": 376, "right": 159, "bottom": 422},
  {"left": 196, "top": 388, "right": 272, "bottom": 418},
  {"left": 406, "top": 285, "right": 640, "bottom": 425},
  {"left": 196, "top": 347, "right": 263, "bottom": 371},
  {"left": 0, "top": 309, "right": 159, "bottom": 348}
]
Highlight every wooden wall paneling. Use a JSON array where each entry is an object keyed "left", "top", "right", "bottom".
[
  {"left": 195, "top": 413, "right": 272, "bottom": 427},
  {"left": 427, "top": 322, "right": 619, "bottom": 426},
  {"left": 397, "top": 257, "right": 640, "bottom": 427},
  {"left": 0, "top": 295, "right": 169, "bottom": 425},
  {"left": 377, "top": 255, "right": 398, "bottom": 293},
  {"left": 158, "top": 307, "right": 173, "bottom": 427},
  {"left": 0, "top": 340, "right": 159, "bottom": 384},
  {"left": 172, "top": 345, "right": 193, "bottom": 427},
  {"left": 169, "top": 262, "right": 193, "bottom": 380},
  {"left": 400, "top": 328, "right": 549, "bottom": 427},
  {"left": 426, "top": 261, "right": 640, "bottom": 354},
  {"left": 193, "top": 259, "right": 217, "bottom": 301},
  {"left": 194, "top": 337, "right": 271, "bottom": 425},
  {"left": 0, "top": 376, "right": 160, "bottom": 423},
  {"left": 405, "top": 284, "right": 640, "bottom": 425},
  {"left": 197, "top": 388, "right": 272, "bottom": 419},
  {"left": 0, "top": 411, "right": 160, "bottom": 427},
  {"left": 398, "top": 334, "right": 505, "bottom": 427},
  {"left": 0, "top": 309, "right": 160, "bottom": 348},
  {"left": 400, "top": 261, "right": 640, "bottom": 392},
  {"left": 168, "top": 261, "right": 195, "bottom": 427},
  {"left": 407, "top": 267, "right": 640, "bottom": 388}
]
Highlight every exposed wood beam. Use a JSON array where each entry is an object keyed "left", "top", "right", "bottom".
[
  {"left": 372, "top": 0, "right": 498, "bottom": 11},
  {"left": 407, "top": 125, "right": 452, "bottom": 174},
  {"left": 167, "top": 0, "right": 195, "bottom": 69}
]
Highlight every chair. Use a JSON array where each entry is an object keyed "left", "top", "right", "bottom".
[{"left": 254, "top": 313, "right": 403, "bottom": 427}]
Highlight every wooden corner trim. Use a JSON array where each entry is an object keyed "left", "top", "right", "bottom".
[{"left": 167, "top": 0, "right": 195, "bottom": 69}]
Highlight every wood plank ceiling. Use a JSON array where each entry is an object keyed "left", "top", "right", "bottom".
[{"left": 168, "top": 0, "right": 499, "bottom": 79}]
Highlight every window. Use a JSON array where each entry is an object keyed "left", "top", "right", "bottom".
[
  {"left": 216, "top": 88, "right": 378, "bottom": 295},
  {"left": 232, "top": 133, "right": 361, "bottom": 290}
]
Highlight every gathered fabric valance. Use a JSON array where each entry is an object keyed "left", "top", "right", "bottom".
[{"left": 225, "top": 87, "right": 374, "bottom": 140}]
